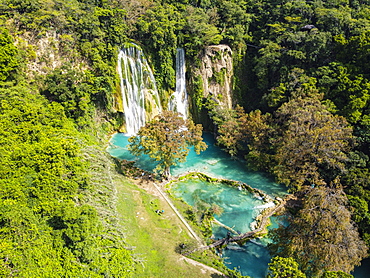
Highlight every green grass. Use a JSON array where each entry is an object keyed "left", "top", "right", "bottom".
[{"left": 114, "top": 177, "right": 223, "bottom": 277}]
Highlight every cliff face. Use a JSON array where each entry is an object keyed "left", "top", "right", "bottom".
[
  {"left": 189, "top": 44, "right": 234, "bottom": 128},
  {"left": 16, "top": 31, "right": 87, "bottom": 80},
  {"left": 199, "top": 45, "right": 234, "bottom": 109},
  {"left": 114, "top": 44, "right": 234, "bottom": 132}
]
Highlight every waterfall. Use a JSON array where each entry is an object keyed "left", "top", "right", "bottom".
[
  {"left": 168, "top": 48, "right": 188, "bottom": 119},
  {"left": 117, "top": 44, "right": 162, "bottom": 135}
]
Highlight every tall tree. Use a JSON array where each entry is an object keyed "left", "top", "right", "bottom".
[
  {"left": 209, "top": 102, "right": 274, "bottom": 171},
  {"left": 135, "top": 3, "right": 183, "bottom": 90},
  {"left": 128, "top": 111, "right": 207, "bottom": 177},
  {"left": 0, "top": 87, "right": 134, "bottom": 277},
  {"left": 321, "top": 271, "right": 354, "bottom": 278},
  {"left": 0, "top": 28, "right": 19, "bottom": 82},
  {"left": 273, "top": 95, "right": 353, "bottom": 191},
  {"left": 270, "top": 186, "right": 368, "bottom": 277},
  {"left": 210, "top": 104, "right": 249, "bottom": 156},
  {"left": 266, "top": 256, "right": 306, "bottom": 278}
]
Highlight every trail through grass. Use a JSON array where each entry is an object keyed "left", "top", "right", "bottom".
[{"left": 114, "top": 176, "right": 226, "bottom": 278}]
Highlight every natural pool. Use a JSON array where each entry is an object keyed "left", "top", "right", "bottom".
[
  {"left": 108, "top": 133, "right": 286, "bottom": 196},
  {"left": 171, "top": 178, "right": 276, "bottom": 277},
  {"left": 108, "top": 132, "right": 286, "bottom": 277},
  {"left": 171, "top": 179, "right": 265, "bottom": 235},
  {"left": 107, "top": 132, "right": 368, "bottom": 277}
]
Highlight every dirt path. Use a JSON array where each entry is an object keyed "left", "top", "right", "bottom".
[
  {"left": 152, "top": 182, "right": 203, "bottom": 244},
  {"left": 132, "top": 177, "right": 202, "bottom": 243},
  {"left": 129, "top": 177, "right": 226, "bottom": 277},
  {"left": 179, "top": 256, "right": 227, "bottom": 277}
]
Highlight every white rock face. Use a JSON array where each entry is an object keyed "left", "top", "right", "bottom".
[{"left": 198, "top": 44, "right": 234, "bottom": 109}]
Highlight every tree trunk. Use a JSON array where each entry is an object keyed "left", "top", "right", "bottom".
[
  {"left": 183, "top": 195, "right": 293, "bottom": 256},
  {"left": 163, "top": 167, "right": 171, "bottom": 179}
]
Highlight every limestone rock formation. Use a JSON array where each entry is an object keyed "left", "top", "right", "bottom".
[
  {"left": 189, "top": 44, "right": 234, "bottom": 128},
  {"left": 199, "top": 44, "right": 234, "bottom": 109}
]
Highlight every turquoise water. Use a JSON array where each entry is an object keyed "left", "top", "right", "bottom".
[
  {"left": 108, "top": 133, "right": 154, "bottom": 168},
  {"left": 107, "top": 132, "right": 368, "bottom": 277},
  {"left": 171, "top": 179, "right": 265, "bottom": 234},
  {"left": 108, "top": 132, "right": 285, "bottom": 277},
  {"left": 108, "top": 132, "right": 286, "bottom": 196},
  {"left": 171, "top": 179, "right": 275, "bottom": 277},
  {"left": 353, "top": 258, "right": 370, "bottom": 278},
  {"left": 223, "top": 240, "right": 271, "bottom": 277}
]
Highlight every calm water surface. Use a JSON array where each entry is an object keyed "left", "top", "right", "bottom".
[
  {"left": 107, "top": 132, "right": 368, "bottom": 278},
  {"left": 108, "top": 133, "right": 286, "bottom": 196}
]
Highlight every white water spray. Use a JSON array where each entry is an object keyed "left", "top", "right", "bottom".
[
  {"left": 253, "top": 202, "right": 275, "bottom": 210},
  {"left": 168, "top": 48, "right": 188, "bottom": 119},
  {"left": 117, "top": 45, "right": 162, "bottom": 135}
]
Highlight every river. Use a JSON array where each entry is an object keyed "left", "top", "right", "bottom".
[{"left": 107, "top": 132, "right": 369, "bottom": 277}]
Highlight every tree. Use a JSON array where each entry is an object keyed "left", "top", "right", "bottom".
[
  {"left": 135, "top": 3, "right": 183, "bottom": 90},
  {"left": 209, "top": 104, "right": 249, "bottom": 156},
  {"left": 128, "top": 111, "right": 207, "bottom": 177},
  {"left": 0, "top": 28, "right": 19, "bottom": 82},
  {"left": 266, "top": 256, "right": 306, "bottom": 278},
  {"left": 341, "top": 165, "right": 370, "bottom": 247},
  {"left": 214, "top": 0, "right": 252, "bottom": 48},
  {"left": 273, "top": 95, "right": 353, "bottom": 191},
  {"left": 210, "top": 104, "right": 273, "bottom": 171},
  {"left": 41, "top": 65, "right": 92, "bottom": 124},
  {"left": 0, "top": 87, "right": 134, "bottom": 277},
  {"left": 182, "top": 6, "right": 223, "bottom": 57},
  {"left": 321, "top": 271, "right": 354, "bottom": 278},
  {"left": 270, "top": 186, "right": 368, "bottom": 277}
]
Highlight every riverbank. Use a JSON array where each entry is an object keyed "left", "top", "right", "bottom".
[
  {"left": 114, "top": 172, "right": 228, "bottom": 277},
  {"left": 108, "top": 132, "right": 289, "bottom": 277}
]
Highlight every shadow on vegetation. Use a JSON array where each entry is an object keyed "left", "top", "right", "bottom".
[{"left": 211, "top": 274, "right": 227, "bottom": 278}]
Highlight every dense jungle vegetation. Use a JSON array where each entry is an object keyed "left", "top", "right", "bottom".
[{"left": 0, "top": 0, "right": 369, "bottom": 277}]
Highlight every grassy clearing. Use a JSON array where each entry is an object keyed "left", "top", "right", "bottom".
[{"left": 114, "top": 176, "right": 225, "bottom": 277}]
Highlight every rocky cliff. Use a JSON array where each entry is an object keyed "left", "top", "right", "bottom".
[
  {"left": 199, "top": 45, "right": 234, "bottom": 109},
  {"left": 189, "top": 44, "right": 234, "bottom": 128}
]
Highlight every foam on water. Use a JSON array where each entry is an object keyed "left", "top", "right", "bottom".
[{"left": 172, "top": 179, "right": 264, "bottom": 234}]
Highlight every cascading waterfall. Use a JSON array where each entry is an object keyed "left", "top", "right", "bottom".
[
  {"left": 117, "top": 44, "right": 162, "bottom": 135},
  {"left": 168, "top": 48, "right": 188, "bottom": 119}
]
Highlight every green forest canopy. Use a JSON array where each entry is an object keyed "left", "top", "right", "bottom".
[{"left": 0, "top": 0, "right": 370, "bottom": 277}]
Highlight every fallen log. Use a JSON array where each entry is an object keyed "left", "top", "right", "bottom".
[
  {"left": 212, "top": 219, "right": 239, "bottom": 235},
  {"left": 183, "top": 195, "right": 293, "bottom": 256}
]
